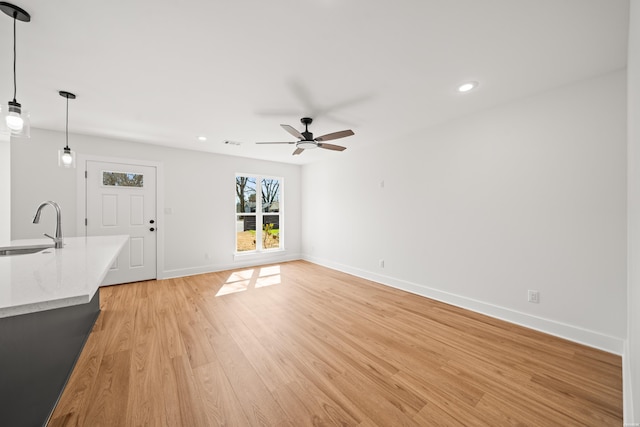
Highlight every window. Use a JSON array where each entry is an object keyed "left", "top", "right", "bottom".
[
  {"left": 235, "top": 174, "right": 282, "bottom": 253},
  {"left": 102, "top": 171, "right": 144, "bottom": 187}
]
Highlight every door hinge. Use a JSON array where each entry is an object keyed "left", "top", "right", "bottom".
[
  {"left": 85, "top": 170, "right": 87, "bottom": 179},
  {"left": 85, "top": 218, "right": 88, "bottom": 226}
]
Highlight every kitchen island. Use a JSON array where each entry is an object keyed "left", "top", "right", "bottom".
[{"left": 0, "top": 235, "right": 128, "bottom": 427}]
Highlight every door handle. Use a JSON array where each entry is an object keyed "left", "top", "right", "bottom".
[
  {"left": 150, "top": 227, "right": 155, "bottom": 232},
  {"left": 149, "top": 219, "right": 155, "bottom": 224}
]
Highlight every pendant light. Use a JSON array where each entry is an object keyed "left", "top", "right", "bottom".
[
  {"left": 58, "top": 91, "right": 76, "bottom": 168},
  {"left": 0, "top": 2, "right": 30, "bottom": 138}
]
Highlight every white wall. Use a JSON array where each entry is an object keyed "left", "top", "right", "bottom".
[
  {"left": 0, "top": 133, "right": 10, "bottom": 245},
  {"left": 11, "top": 129, "right": 301, "bottom": 277},
  {"left": 302, "top": 70, "right": 627, "bottom": 354},
  {"left": 626, "top": 0, "right": 639, "bottom": 422}
]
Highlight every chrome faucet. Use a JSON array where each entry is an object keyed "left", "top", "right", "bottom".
[{"left": 33, "top": 201, "right": 64, "bottom": 249}]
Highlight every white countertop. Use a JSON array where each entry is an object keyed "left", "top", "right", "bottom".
[{"left": 0, "top": 235, "right": 128, "bottom": 318}]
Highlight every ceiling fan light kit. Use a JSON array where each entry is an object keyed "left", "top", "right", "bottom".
[
  {"left": 297, "top": 140, "right": 318, "bottom": 150},
  {"left": 0, "top": 2, "right": 31, "bottom": 138},
  {"left": 256, "top": 117, "right": 354, "bottom": 156}
]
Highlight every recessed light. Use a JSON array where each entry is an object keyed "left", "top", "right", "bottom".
[
  {"left": 197, "top": 136, "right": 207, "bottom": 141},
  {"left": 458, "top": 81, "right": 478, "bottom": 93}
]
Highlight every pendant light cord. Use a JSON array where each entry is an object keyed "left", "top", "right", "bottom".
[
  {"left": 12, "top": 15, "right": 17, "bottom": 102},
  {"left": 65, "top": 96, "right": 69, "bottom": 150}
]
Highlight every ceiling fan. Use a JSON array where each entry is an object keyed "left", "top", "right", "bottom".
[{"left": 256, "top": 117, "right": 354, "bottom": 155}]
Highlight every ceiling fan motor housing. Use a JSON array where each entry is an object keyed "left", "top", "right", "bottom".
[{"left": 300, "top": 117, "right": 315, "bottom": 143}]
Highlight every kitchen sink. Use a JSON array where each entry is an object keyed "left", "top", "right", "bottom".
[{"left": 0, "top": 245, "right": 54, "bottom": 256}]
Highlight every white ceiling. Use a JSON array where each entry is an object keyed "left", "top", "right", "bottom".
[{"left": 0, "top": 0, "right": 630, "bottom": 164}]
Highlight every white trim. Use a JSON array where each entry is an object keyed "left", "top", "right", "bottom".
[
  {"left": 76, "top": 154, "right": 165, "bottom": 280},
  {"left": 163, "top": 251, "right": 301, "bottom": 280},
  {"left": 302, "top": 254, "right": 625, "bottom": 355},
  {"left": 233, "top": 248, "right": 287, "bottom": 261}
]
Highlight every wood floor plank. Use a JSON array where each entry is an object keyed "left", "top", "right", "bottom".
[
  {"left": 124, "top": 330, "right": 165, "bottom": 427},
  {"left": 47, "top": 411, "right": 79, "bottom": 427},
  {"left": 79, "top": 350, "right": 131, "bottom": 427},
  {"left": 327, "top": 374, "right": 420, "bottom": 427},
  {"left": 204, "top": 319, "right": 293, "bottom": 425},
  {"left": 263, "top": 325, "right": 368, "bottom": 424},
  {"left": 225, "top": 320, "right": 297, "bottom": 393},
  {"left": 192, "top": 361, "right": 253, "bottom": 426},
  {"left": 284, "top": 377, "right": 361, "bottom": 426},
  {"left": 49, "top": 260, "right": 622, "bottom": 426},
  {"left": 412, "top": 402, "right": 476, "bottom": 427},
  {"left": 270, "top": 382, "right": 334, "bottom": 427},
  {"left": 100, "top": 286, "right": 136, "bottom": 355},
  {"left": 168, "top": 355, "right": 211, "bottom": 427},
  {"left": 176, "top": 310, "right": 216, "bottom": 369}
]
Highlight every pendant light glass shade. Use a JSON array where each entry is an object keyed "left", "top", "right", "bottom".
[
  {"left": 1, "top": 101, "right": 30, "bottom": 137},
  {"left": 58, "top": 147, "right": 76, "bottom": 168},
  {"left": 58, "top": 90, "right": 76, "bottom": 169},
  {"left": 0, "top": 2, "right": 31, "bottom": 139}
]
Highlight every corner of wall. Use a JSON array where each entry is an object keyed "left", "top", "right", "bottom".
[
  {"left": 623, "top": 340, "right": 635, "bottom": 423},
  {"left": 627, "top": 0, "right": 640, "bottom": 422}
]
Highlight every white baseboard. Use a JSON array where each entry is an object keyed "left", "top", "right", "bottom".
[
  {"left": 303, "top": 254, "right": 625, "bottom": 355},
  {"left": 161, "top": 252, "right": 302, "bottom": 280}
]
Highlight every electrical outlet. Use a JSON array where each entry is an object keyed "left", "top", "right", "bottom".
[
  {"left": 379, "top": 259, "right": 385, "bottom": 268},
  {"left": 528, "top": 290, "right": 540, "bottom": 303}
]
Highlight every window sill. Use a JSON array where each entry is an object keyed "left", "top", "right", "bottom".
[{"left": 233, "top": 249, "right": 286, "bottom": 262}]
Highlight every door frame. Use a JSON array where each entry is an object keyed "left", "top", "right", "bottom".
[{"left": 76, "top": 154, "right": 165, "bottom": 280}]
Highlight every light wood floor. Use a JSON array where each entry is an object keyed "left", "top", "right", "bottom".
[{"left": 49, "top": 261, "right": 622, "bottom": 426}]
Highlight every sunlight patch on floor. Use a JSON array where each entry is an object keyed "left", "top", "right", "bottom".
[{"left": 216, "top": 265, "right": 281, "bottom": 296}]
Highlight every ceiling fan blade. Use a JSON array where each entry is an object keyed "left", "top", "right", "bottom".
[
  {"left": 293, "top": 147, "right": 304, "bottom": 155},
  {"left": 315, "top": 129, "right": 354, "bottom": 142},
  {"left": 317, "top": 143, "right": 346, "bottom": 151},
  {"left": 255, "top": 141, "right": 296, "bottom": 144},
  {"left": 281, "top": 124, "right": 304, "bottom": 140}
]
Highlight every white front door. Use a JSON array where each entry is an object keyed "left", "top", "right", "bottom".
[{"left": 86, "top": 160, "right": 157, "bottom": 285}]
